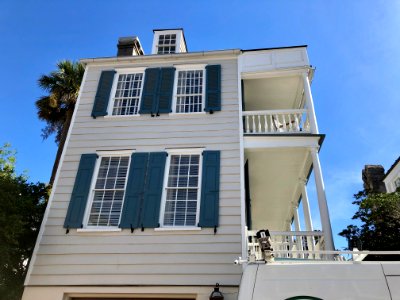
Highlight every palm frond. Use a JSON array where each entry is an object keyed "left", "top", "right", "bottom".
[{"left": 35, "top": 60, "right": 84, "bottom": 142}]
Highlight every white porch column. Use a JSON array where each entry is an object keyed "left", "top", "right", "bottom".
[
  {"left": 300, "top": 181, "right": 315, "bottom": 252},
  {"left": 310, "top": 147, "right": 335, "bottom": 252},
  {"left": 302, "top": 72, "right": 319, "bottom": 134},
  {"left": 300, "top": 181, "right": 314, "bottom": 232},
  {"left": 293, "top": 206, "right": 303, "bottom": 258}
]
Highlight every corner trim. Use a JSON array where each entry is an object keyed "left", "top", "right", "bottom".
[{"left": 24, "top": 66, "right": 90, "bottom": 286}]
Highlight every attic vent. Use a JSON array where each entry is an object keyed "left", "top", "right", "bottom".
[{"left": 117, "top": 36, "right": 144, "bottom": 57}]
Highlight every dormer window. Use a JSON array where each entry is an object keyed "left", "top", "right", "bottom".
[
  {"left": 157, "top": 34, "right": 177, "bottom": 54},
  {"left": 152, "top": 29, "right": 187, "bottom": 55}
]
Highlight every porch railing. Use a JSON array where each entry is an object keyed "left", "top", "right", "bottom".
[
  {"left": 243, "top": 109, "right": 310, "bottom": 134},
  {"left": 246, "top": 229, "right": 327, "bottom": 261}
]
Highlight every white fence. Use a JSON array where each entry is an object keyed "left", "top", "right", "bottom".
[
  {"left": 246, "top": 229, "right": 326, "bottom": 261},
  {"left": 244, "top": 228, "right": 400, "bottom": 263}
]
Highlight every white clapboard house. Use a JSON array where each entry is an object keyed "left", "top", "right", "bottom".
[
  {"left": 23, "top": 29, "right": 400, "bottom": 300},
  {"left": 383, "top": 157, "right": 400, "bottom": 193}
]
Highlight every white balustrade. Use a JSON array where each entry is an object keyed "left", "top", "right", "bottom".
[{"left": 243, "top": 109, "right": 311, "bottom": 134}]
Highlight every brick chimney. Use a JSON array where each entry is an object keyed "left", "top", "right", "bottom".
[{"left": 117, "top": 36, "right": 144, "bottom": 57}]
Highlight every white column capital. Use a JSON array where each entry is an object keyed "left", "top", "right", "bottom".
[
  {"left": 301, "top": 71, "right": 310, "bottom": 79},
  {"left": 309, "top": 146, "right": 320, "bottom": 153},
  {"left": 299, "top": 177, "right": 308, "bottom": 185}
]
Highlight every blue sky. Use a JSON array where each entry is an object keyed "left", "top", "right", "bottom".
[{"left": 1, "top": 0, "right": 399, "bottom": 250}]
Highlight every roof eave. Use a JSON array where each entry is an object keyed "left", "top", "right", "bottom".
[
  {"left": 241, "top": 45, "right": 308, "bottom": 52},
  {"left": 80, "top": 49, "right": 241, "bottom": 65}
]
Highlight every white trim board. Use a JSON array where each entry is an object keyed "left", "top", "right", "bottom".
[{"left": 243, "top": 135, "right": 321, "bottom": 149}]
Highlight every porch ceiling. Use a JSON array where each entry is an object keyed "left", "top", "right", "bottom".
[
  {"left": 245, "top": 147, "right": 312, "bottom": 231},
  {"left": 243, "top": 75, "right": 303, "bottom": 111}
]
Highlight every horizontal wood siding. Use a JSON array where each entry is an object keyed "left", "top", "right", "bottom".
[
  {"left": 28, "top": 274, "right": 241, "bottom": 286},
  {"left": 28, "top": 58, "right": 242, "bottom": 286}
]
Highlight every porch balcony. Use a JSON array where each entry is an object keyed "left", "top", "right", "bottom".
[
  {"left": 243, "top": 146, "right": 335, "bottom": 262},
  {"left": 241, "top": 66, "right": 319, "bottom": 135}
]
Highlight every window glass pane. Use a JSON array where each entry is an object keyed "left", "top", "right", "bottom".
[
  {"left": 112, "top": 73, "right": 143, "bottom": 116},
  {"left": 179, "top": 165, "right": 189, "bottom": 175},
  {"left": 188, "top": 176, "right": 198, "bottom": 187},
  {"left": 168, "top": 176, "right": 178, "bottom": 187},
  {"left": 88, "top": 156, "right": 129, "bottom": 226},
  {"left": 163, "top": 154, "right": 200, "bottom": 226},
  {"left": 166, "top": 189, "right": 177, "bottom": 200},
  {"left": 187, "top": 189, "right": 198, "bottom": 200}
]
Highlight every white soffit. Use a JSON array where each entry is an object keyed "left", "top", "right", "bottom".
[
  {"left": 244, "top": 75, "right": 303, "bottom": 110},
  {"left": 245, "top": 147, "right": 311, "bottom": 230}
]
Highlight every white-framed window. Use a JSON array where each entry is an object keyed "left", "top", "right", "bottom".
[
  {"left": 172, "top": 65, "right": 206, "bottom": 114},
  {"left": 157, "top": 34, "right": 177, "bottom": 54},
  {"left": 160, "top": 149, "right": 203, "bottom": 227},
  {"left": 108, "top": 68, "right": 145, "bottom": 116},
  {"left": 395, "top": 177, "right": 400, "bottom": 189},
  {"left": 84, "top": 151, "right": 132, "bottom": 227}
]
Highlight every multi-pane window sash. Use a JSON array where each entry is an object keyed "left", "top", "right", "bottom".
[
  {"left": 163, "top": 154, "right": 200, "bottom": 226},
  {"left": 112, "top": 73, "right": 143, "bottom": 115},
  {"left": 157, "top": 34, "right": 176, "bottom": 54},
  {"left": 176, "top": 70, "right": 204, "bottom": 113},
  {"left": 395, "top": 177, "right": 400, "bottom": 189},
  {"left": 88, "top": 156, "right": 130, "bottom": 227}
]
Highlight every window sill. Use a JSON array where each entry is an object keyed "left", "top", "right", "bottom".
[
  {"left": 103, "top": 114, "right": 141, "bottom": 119},
  {"left": 76, "top": 228, "right": 122, "bottom": 233},
  {"left": 168, "top": 112, "right": 207, "bottom": 118},
  {"left": 154, "top": 227, "right": 202, "bottom": 231}
]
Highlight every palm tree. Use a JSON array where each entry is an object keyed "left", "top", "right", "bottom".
[{"left": 36, "top": 60, "right": 85, "bottom": 185}]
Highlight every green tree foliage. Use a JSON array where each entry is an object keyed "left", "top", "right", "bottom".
[
  {"left": 0, "top": 144, "right": 50, "bottom": 300},
  {"left": 36, "top": 60, "right": 84, "bottom": 184},
  {"left": 0, "top": 143, "right": 16, "bottom": 174},
  {"left": 36, "top": 60, "right": 84, "bottom": 143},
  {"left": 339, "top": 190, "right": 400, "bottom": 251}
]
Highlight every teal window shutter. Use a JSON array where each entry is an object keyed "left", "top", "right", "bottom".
[
  {"left": 64, "top": 154, "right": 98, "bottom": 229},
  {"left": 141, "top": 152, "right": 167, "bottom": 228},
  {"left": 139, "top": 68, "right": 160, "bottom": 115},
  {"left": 204, "top": 65, "right": 221, "bottom": 112},
  {"left": 91, "top": 70, "right": 116, "bottom": 118},
  {"left": 198, "top": 151, "right": 220, "bottom": 228},
  {"left": 157, "top": 67, "right": 175, "bottom": 114},
  {"left": 119, "top": 153, "right": 149, "bottom": 229}
]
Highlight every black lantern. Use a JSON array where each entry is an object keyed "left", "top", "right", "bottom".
[{"left": 209, "top": 283, "right": 224, "bottom": 300}]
